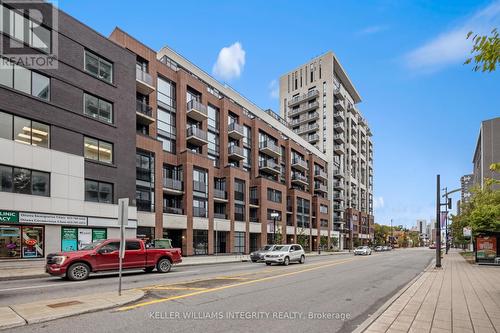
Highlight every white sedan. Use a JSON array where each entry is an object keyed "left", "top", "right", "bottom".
[{"left": 354, "top": 246, "right": 372, "bottom": 255}]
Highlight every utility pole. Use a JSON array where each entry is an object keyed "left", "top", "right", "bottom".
[
  {"left": 441, "top": 187, "right": 459, "bottom": 254},
  {"left": 436, "top": 175, "right": 441, "bottom": 268}
]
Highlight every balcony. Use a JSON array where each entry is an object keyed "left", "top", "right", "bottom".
[
  {"left": 214, "top": 213, "right": 227, "bottom": 219},
  {"left": 307, "top": 134, "right": 319, "bottom": 143},
  {"left": 288, "top": 89, "right": 319, "bottom": 107},
  {"left": 213, "top": 189, "right": 227, "bottom": 202},
  {"left": 314, "top": 183, "right": 328, "bottom": 193},
  {"left": 259, "top": 140, "right": 281, "bottom": 158},
  {"left": 314, "top": 169, "right": 328, "bottom": 181},
  {"left": 228, "top": 145, "right": 245, "bottom": 161},
  {"left": 334, "top": 144, "right": 345, "bottom": 155},
  {"left": 333, "top": 111, "right": 345, "bottom": 121},
  {"left": 333, "top": 134, "right": 345, "bottom": 144},
  {"left": 333, "top": 180, "right": 343, "bottom": 189},
  {"left": 288, "top": 101, "right": 320, "bottom": 117},
  {"left": 334, "top": 100, "right": 345, "bottom": 111},
  {"left": 333, "top": 123, "right": 345, "bottom": 133},
  {"left": 333, "top": 169, "right": 344, "bottom": 178},
  {"left": 186, "top": 100, "right": 208, "bottom": 121},
  {"left": 163, "top": 207, "right": 183, "bottom": 215},
  {"left": 186, "top": 127, "right": 208, "bottom": 146},
  {"left": 291, "top": 158, "right": 308, "bottom": 172},
  {"left": 291, "top": 173, "right": 308, "bottom": 186},
  {"left": 294, "top": 123, "right": 319, "bottom": 135},
  {"left": 334, "top": 203, "right": 344, "bottom": 211},
  {"left": 163, "top": 178, "right": 183, "bottom": 194},
  {"left": 259, "top": 159, "right": 281, "bottom": 175},
  {"left": 228, "top": 122, "right": 244, "bottom": 140},
  {"left": 136, "top": 68, "right": 155, "bottom": 95},
  {"left": 333, "top": 192, "right": 344, "bottom": 201},
  {"left": 249, "top": 197, "right": 259, "bottom": 206},
  {"left": 289, "top": 112, "right": 319, "bottom": 126},
  {"left": 334, "top": 85, "right": 343, "bottom": 98},
  {"left": 136, "top": 100, "right": 155, "bottom": 125},
  {"left": 193, "top": 207, "right": 207, "bottom": 218}
]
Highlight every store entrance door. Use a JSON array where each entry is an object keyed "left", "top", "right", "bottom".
[{"left": 0, "top": 225, "right": 44, "bottom": 259}]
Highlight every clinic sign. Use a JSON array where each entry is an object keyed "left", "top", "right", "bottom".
[{"left": 0, "top": 210, "right": 19, "bottom": 223}]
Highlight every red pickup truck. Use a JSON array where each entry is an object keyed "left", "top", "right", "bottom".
[{"left": 46, "top": 239, "right": 182, "bottom": 281}]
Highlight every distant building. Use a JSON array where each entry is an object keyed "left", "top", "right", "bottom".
[
  {"left": 472, "top": 117, "right": 500, "bottom": 189},
  {"left": 460, "top": 174, "right": 474, "bottom": 204},
  {"left": 416, "top": 219, "right": 427, "bottom": 244}
]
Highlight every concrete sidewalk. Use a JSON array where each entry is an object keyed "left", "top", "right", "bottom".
[
  {"left": 359, "top": 250, "right": 500, "bottom": 333},
  {"left": 0, "top": 289, "right": 143, "bottom": 330},
  {"left": 0, "top": 251, "right": 349, "bottom": 281}
]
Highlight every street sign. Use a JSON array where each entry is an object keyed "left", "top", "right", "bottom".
[
  {"left": 463, "top": 227, "right": 472, "bottom": 238},
  {"left": 117, "top": 198, "right": 129, "bottom": 296}
]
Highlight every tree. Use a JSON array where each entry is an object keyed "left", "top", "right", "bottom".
[
  {"left": 465, "top": 29, "right": 500, "bottom": 72},
  {"left": 296, "top": 228, "right": 309, "bottom": 250},
  {"left": 455, "top": 163, "right": 500, "bottom": 235}
]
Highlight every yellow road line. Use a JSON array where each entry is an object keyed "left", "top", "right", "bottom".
[
  {"left": 119, "top": 257, "right": 358, "bottom": 311},
  {"left": 147, "top": 286, "right": 207, "bottom": 291}
]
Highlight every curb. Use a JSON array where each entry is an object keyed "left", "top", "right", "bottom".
[
  {"left": 352, "top": 258, "right": 436, "bottom": 333},
  {"left": 0, "top": 289, "right": 144, "bottom": 330},
  {"left": 0, "top": 273, "right": 49, "bottom": 282}
]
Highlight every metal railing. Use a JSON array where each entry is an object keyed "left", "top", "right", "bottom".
[
  {"left": 136, "top": 100, "right": 153, "bottom": 117},
  {"left": 163, "top": 178, "right": 183, "bottom": 191},
  {"left": 186, "top": 99, "right": 208, "bottom": 116},
  {"left": 136, "top": 68, "right": 153, "bottom": 86},
  {"left": 186, "top": 126, "right": 207, "bottom": 141}
]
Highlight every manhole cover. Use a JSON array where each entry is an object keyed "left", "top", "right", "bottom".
[{"left": 47, "top": 300, "right": 82, "bottom": 308}]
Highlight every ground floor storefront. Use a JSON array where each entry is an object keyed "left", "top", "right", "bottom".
[{"left": 0, "top": 210, "right": 136, "bottom": 259}]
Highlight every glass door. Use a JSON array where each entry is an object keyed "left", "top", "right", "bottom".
[
  {"left": 21, "top": 226, "right": 44, "bottom": 258},
  {"left": 0, "top": 226, "right": 21, "bottom": 258}
]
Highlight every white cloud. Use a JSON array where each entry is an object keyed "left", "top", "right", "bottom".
[
  {"left": 373, "top": 196, "right": 385, "bottom": 209},
  {"left": 212, "top": 42, "right": 246, "bottom": 80},
  {"left": 358, "top": 25, "right": 389, "bottom": 35},
  {"left": 404, "top": 1, "right": 500, "bottom": 72},
  {"left": 268, "top": 79, "right": 279, "bottom": 99}
]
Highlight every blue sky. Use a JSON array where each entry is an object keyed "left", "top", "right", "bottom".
[{"left": 58, "top": 0, "right": 500, "bottom": 228}]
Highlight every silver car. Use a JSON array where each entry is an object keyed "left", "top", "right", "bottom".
[
  {"left": 264, "top": 244, "right": 305, "bottom": 266},
  {"left": 249, "top": 245, "right": 276, "bottom": 262},
  {"left": 354, "top": 246, "right": 372, "bottom": 255}
]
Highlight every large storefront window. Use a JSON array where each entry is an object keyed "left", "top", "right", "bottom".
[
  {"left": 61, "top": 227, "right": 107, "bottom": 251},
  {"left": 0, "top": 225, "right": 44, "bottom": 258},
  {"left": 193, "top": 230, "right": 208, "bottom": 255}
]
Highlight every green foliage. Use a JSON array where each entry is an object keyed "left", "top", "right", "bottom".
[
  {"left": 465, "top": 29, "right": 500, "bottom": 72},
  {"left": 374, "top": 223, "right": 392, "bottom": 245},
  {"left": 453, "top": 164, "right": 500, "bottom": 235},
  {"left": 296, "top": 228, "right": 309, "bottom": 250},
  {"left": 330, "top": 236, "right": 338, "bottom": 248}
]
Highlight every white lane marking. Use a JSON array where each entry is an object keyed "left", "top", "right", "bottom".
[{"left": 0, "top": 281, "right": 87, "bottom": 292}]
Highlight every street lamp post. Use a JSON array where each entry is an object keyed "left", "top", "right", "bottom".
[
  {"left": 270, "top": 212, "right": 279, "bottom": 245},
  {"left": 436, "top": 175, "right": 442, "bottom": 268},
  {"left": 441, "top": 187, "right": 460, "bottom": 254}
]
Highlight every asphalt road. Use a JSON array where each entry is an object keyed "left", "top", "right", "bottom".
[{"left": 4, "top": 248, "right": 434, "bottom": 333}]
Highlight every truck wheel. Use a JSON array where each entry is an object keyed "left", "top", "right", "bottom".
[
  {"left": 67, "top": 263, "right": 90, "bottom": 281},
  {"left": 157, "top": 258, "right": 172, "bottom": 273},
  {"left": 144, "top": 267, "right": 154, "bottom": 273}
]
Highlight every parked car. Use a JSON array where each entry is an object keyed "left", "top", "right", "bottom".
[
  {"left": 382, "top": 246, "right": 389, "bottom": 251},
  {"left": 354, "top": 246, "right": 372, "bottom": 255},
  {"left": 250, "top": 244, "right": 276, "bottom": 262},
  {"left": 374, "top": 246, "right": 384, "bottom": 252},
  {"left": 46, "top": 239, "right": 182, "bottom": 281},
  {"left": 264, "top": 244, "right": 305, "bottom": 266}
]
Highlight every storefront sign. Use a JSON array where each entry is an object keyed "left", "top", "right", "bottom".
[
  {"left": 78, "top": 228, "right": 92, "bottom": 250},
  {"left": 61, "top": 228, "right": 78, "bottom": 252},
  {"left": 92, "top": 229, "right": 107, "bottom": 242},
  {"left": 0, "top": 211, "right": 19, "bottom": 223},
  {"left": 476, "top": 236, "right": 497, "bottom": 259},
  {"left": 19, "top": 213, "right": 87, "bottom": 226}
]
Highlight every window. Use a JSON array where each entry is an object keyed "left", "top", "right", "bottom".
[
  {"left": 136, "top": 187, "right": 153, "bottom": 212},
  {"left": 234, "top": 204, "right": 245, "bottom": 221},
  {"left": 267, "top": 188, "right": 282, "bottom": 203},
  {"left": 193, "top": 168, "right": 207, "bottom": 194},
  {"left": 193, "top": 198, "right": 207, "bottom": 217},
  {"left": 136, "top": 151, "right": 154, "bottom": 183},
  {"left": 157, "top": 108, "right": 176, "bottom": 138},
  {"left": 0, "top": 164, "right": 49, "bottom": 196},
  {"left": 0, "top": 58, "right": 50, "bottom": 100},
  {"left": 0, "top": 113, "right": 50, "bottom": 148},
  {"left": 84, "top": 51, "right": 113, "bottom": 83},
  {"left": 243, "top": 125, "right": 252, "bottom": 147},
  {"left": 157, "top": 77, "right": 176, "bottom": 110},
  {"left": 126, "top": 241, "right": 141, "bottom": 250},
  {"left": 85, "top": 180, "right": 113, "bottom": 204},
  {"left": 84, "top": 137, "right": 113, "bottom": 164},
  {"left": 158, "top": 135, "right": 176, "bottom": 154},
  {"left": 84, "top": 93, "right": 113, "bottom": 123},
  {"left": 233, "top": 232, "right": 245, "bottom": 253},
  {"left": 234, "top": 179, "right": 245, "bottom": 202},
  {"left": 0, "top": 5, "right": 51, "bottom": 52},
  {"left": 207, "top": 132, "right": 219, "bottom": 156},
  {"left": 207, "top": 104, "right": 219, "bottom": 131}
]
